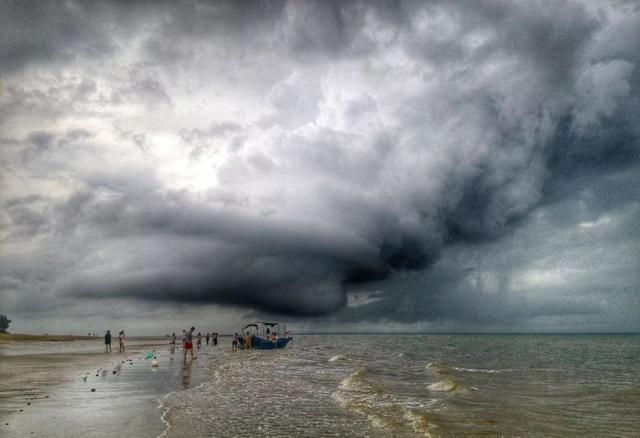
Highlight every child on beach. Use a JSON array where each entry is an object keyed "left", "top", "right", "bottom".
[
  {"left": 196, "top": 332, "right": 202, "bottom": 349},
  {"left": 232, "top": 333, "right": 239, "bottom": 351},
  {"left": 118, "top": 330, "right": 125, "bottom": 353}
]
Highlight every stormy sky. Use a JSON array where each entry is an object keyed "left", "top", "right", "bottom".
[{"left": 1, "top": 0, "right": 638, "bottom": 334}]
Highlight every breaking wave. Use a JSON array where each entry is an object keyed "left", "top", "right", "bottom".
[
  {"left": 333, "top": 368, "right": 439, "bottom": 436},
  {"left": 328, "top": 354, "right": 347, "bottom": 362},
  {"left": 451, "top": 366, "right": 514, "bottom": 374},
  {"left": 427, "top": 378, "right": 466, "bottom": 393}
]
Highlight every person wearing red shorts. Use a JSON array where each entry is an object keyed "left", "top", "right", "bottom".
[{"left": 183, "top": 326, "right": 195, "bottom": 361}]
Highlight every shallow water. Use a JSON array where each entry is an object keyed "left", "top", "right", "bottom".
[
  {"left": 2, "top": 334, "right": 639, "bottom": 437},
  {"left": 159, "top": 334, "right": 640, "bottom": 437}
]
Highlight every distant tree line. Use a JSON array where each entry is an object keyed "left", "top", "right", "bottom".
[{"left": 0, "top": 314, "right": 11, "bottom": 333}]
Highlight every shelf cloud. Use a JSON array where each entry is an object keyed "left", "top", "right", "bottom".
[{"left": 1, "top": 0, "right": 639, "bottom": 333}]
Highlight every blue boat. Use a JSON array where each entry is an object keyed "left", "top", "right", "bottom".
[{"left": 241, "top": 322, "right": 292, "bottom": 350}]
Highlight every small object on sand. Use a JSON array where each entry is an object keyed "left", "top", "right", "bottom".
[
  {"left": 5, "top": 422, "right": 8, "bottom": 425},
  {"left": 113, "top": 371, "right": 117, "bottom": 374},
  {"left": 151, "top": 357, "right": 159, "bottom": 367},
  {"left": 26, "top": 402, "right": 31, "bottom": 405},
  {"left": 19, "top": 409, "right": 23, "bottom": 412},
  {"left": 91, "top": 388, "right": 96, "bottom": 392},
  {"left": 83, "top": 376, "right": 87, "bottom": 381}
]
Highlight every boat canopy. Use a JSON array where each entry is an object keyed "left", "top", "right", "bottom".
[
  {"left": 243, "top": 321, "right": 279, "bottom": 330},
  {"left": 239, "top": 321, "right": 292, "bottom": 349}
]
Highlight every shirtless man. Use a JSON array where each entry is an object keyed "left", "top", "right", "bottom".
[{"left": 183, "top": 327, "right": 195, "bottom": 360}]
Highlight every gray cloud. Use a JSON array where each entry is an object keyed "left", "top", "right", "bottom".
[{"left": 1, "top": 0, "right": 639, "bottom": 333}]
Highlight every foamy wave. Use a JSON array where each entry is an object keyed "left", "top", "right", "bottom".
[
  {"left": 156, "top": 391, "right": 175, "bottom": 438},
  {"left": 338, "top": 368, "right": 370, "bottom": 391},
  {"left": 332, "top": 369, "right": 391, "bottom": 427},
  {"left": 451, "top": 366, "right": 513, "bottom": 374},
  {"left": 334, "top": 370, "right": 440, "bottom": 436},
  {"left": 425, "top": 362, "right": 452, "bottom": 375},
  {"left": 428, "top": 378, "right": 466, "bottom": 393},
  {"left": 405, "top": 410, "right": 437, "bottom": 438},
  {"left": 329, "top": 354, "right": 346, "bottom": 362}
]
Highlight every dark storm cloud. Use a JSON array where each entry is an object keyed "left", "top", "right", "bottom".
[
  {"left": 0, "top": 1, "right": 124, "bottom": 74},
  {"left": 1, "top": 0, "right": 639, "bottom": 331}
]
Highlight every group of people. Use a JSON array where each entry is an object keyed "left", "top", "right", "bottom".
[
  {"left": 104, "top": 330, "right": 126, "bottom": 353},
  {"left": 103, "top": 327, "right": 284, "bottom": 357},
  {"left": 167, "top": 328, "right": 220, "bottom": 360}
]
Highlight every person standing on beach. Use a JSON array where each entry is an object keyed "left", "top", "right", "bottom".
[
  {"left": 183, "top": 327, "right": 195, "bottom": 361},
  {"left": 118, "top": 330, "right": 125, "bottom": 353},
  {"left": 232, "top": 333, "right": 239, "bottom": 352},
  {"left": 105, "top": 330, "right": 112, "bottom": 353},
  {"left": 170, "top": 332, "right": 176, "bottom": 353},
  {"left": 206, "top": 332, "right": 210, "bottom": 345},
  {"left": 196, "top": 332, "right": 202, "bottom": 349},
  {"left": 213, "top": 333, "right": 218, "bottom": 346}
]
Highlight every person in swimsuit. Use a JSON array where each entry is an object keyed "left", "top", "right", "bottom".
[
  {"left": 170, "top": 332, "right": 176, "bottom": 353},
  {"left": 232, "top": 333, "right": 239, "bottom": 352},
  {"left": 118, "top": 330, "right": 125, "bottom": 353},
  {"left": 184, "top": 327, "right": 195, "bottom": 360},
  {"left": 196, "top": 332, "right": 202, "bottom": 349},
  {"left": 206, "top": 332, "right": 210, "bottom": 345}
]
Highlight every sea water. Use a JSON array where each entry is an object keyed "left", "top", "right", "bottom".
[
  {"left": 161, "top": 334, "right": 640, "bottom": 437},
  {"left": 2, "top": 334, "right": 638, "bottom": 437}
]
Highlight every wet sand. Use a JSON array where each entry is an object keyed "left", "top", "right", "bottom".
[
  {"left": 0, "top": 333, "right": 97, "bottom": 343},
  {"left": 0, "top": 338, "right": 210, "bottom": 437}
]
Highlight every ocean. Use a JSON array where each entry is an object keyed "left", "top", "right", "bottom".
[{"left": 1, "top": 334, "right": 639, "bottom": 437}]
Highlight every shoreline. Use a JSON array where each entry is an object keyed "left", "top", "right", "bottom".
[{"left": 0, "top": 333, "right": 97, "bottom": 343}]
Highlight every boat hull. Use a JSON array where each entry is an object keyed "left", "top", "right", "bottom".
[{"left": 251, "top": 336, "right": 292, "bottom": 349}]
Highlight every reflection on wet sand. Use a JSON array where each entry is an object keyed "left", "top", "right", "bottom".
[
  {"left": 181, "top": 359, "right": 193, "bottom": 388},
  {"left": 0, "top": 338, "right": 210, "bottom": 438}
]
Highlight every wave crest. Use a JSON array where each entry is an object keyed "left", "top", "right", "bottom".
[{"left": 428, "top": 378, "right": 466, "bottom": 393}]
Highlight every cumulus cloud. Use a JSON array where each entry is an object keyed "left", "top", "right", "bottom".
[{"left": 0, "top": 0, "right": 639, "bottom": 333}]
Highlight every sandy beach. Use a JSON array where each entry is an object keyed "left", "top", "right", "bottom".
[{"left": 0, "top": 335, "right": 209, "bottom": 438}]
